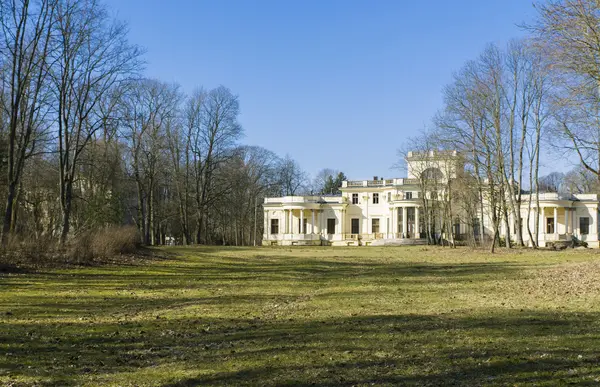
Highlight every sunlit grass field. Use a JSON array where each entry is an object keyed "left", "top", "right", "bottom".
[{"left": 2, "top": 246, "right": 600, "bottom": 386}]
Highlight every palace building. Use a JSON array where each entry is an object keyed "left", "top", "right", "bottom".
[{"left": 262, "top": 151, "right": 600, "bottom": 247}]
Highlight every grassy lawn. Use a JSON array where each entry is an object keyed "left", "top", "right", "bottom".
[{"left": 2, "top": 246, "right": 600, "bottom": 386}]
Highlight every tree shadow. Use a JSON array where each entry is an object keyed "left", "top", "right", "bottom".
[
  {"left": 2, "top": 310, "right": 600, "bottom": 385},
  {"left": 1, "top": 246, "right": 595, "bottom": 385}
]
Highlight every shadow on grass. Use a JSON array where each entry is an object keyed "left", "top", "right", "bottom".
[
  {"left": 2, "top": 310, "right": 600, "bottom": 386},
  {"left": 1, "top": 247, "right": 590, "bottom": 385}
]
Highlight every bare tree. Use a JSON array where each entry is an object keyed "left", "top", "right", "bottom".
[
  {"left": 563, "top": 164, "right": 599, "bottom": 194},
  {"left": 50, "top": 0, "right": 142, "bottom": 244},
  {"left": 0, "top": 0, "right": 56, "bottom": 244},
  {"left": 530, "top": 0, "right": 600, "bottom": 185},
  {"left": 122, "top": 79, "right": 179, "bottom": 245},
  {"left": 277, "top": 154, "right": 308, "bottom": 196},
  {"left": 190, "top": 86, "right": 243, "bottom": 244}
]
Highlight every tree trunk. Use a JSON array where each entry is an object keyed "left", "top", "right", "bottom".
[{"left": 60, "top": 180, "right": 73, "bottom": 245}]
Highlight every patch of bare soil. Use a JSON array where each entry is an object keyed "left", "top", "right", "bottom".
[{"left": 528, "top": 260, "right": 600, "bottom": 299}]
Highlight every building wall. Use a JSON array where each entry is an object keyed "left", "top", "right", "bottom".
[{"left": 263, "top": 152, "right": 600, "bottom": 248}]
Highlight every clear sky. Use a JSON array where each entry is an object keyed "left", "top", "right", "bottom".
[{"left": 103, "top": 0, "right": 538, "bottom": 180}]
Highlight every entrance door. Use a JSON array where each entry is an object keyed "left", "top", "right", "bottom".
[
  {"left": 547, "top": 217, "right": 555, "bottom": 234},
  {"left": 351, "top": 218, "right": 360, "bottom": 234},
  {"left": 327, "top": 219, "right": 336, "bottom": 235},
  {"left": 298, "top": 218, "right": 307, "bottom": 234},
  {"left": 407, "top": 208, "right": 415, "bottom": 237}
]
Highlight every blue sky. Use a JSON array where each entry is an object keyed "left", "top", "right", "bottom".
[{"left": 104, "top": 0, "right": 538, "bottom": 179}]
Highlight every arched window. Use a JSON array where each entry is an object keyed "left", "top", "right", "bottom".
[{"left": 422, "top": 167, "right": 443, "bottom": 180}]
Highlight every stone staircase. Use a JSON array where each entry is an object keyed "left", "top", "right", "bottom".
[{"left": 370, "top": 238, "right": 428, "bottom": 247}]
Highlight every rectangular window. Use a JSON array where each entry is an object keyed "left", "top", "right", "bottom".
[
  {"left": 373, "top": 193, "right": 379, "bottom": 204},
  {"left": 372, "top": 218, "right": 380, "bottom": 233},
  {"left": 546, "top": 217, "right": 555, "bottom": 234},
  {"left": 270, "top": 219, "right": 279, "bottom": 234},
  {"left": 298, "top": 218, "right": 307, "bottom": 234},
  {"left": 580, "top": 217, "right": 590, "bottom": 235},
  {"left": 327, "top": 218, "right": 336, "bottom": 235},
  {"left": 405, "top": 192, "right": 412, "bottom": 200},
  {"left": 453, "top": 219, "right": 460, "bottom": 236},
  {"left": 352, "top": 193, "right": 359, "bottom": 204},
  {"left": 387, "top": 192, "right": 391, "bottom": 202},
  {"left": 351, "top": 218, "right": 360, "bottom": 234},
  {"left": 473, "top": 218, "right": 480, "bottom": 237},
  {"left": 398, "top": 208, "right": 403, "bottom": 234}
]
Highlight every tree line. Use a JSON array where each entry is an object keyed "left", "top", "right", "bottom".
[
  {"left": 403, "top": 0, "right": 600, "bottom": 251},
  {"left": 0, "top": 0, "right": 351, "bottom": 249}
]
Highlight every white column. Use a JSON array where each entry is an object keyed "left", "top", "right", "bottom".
[
  {"left": 391, "top": 207, "right": 396, "bottom": 237},
  {"left": 540, "top": 207, "right": 545, "bottom": 235},
  {"left": 289, "top": 209, "right": 293, "bottom": 234},
  {"left": 300, "top": 209, "right": 304, "bottom": 234},
  {"left": 266, "top": 210, "right": 269, "bottom": 239},
  {"left": 554, "top": 207, "right": 558, "bottom": 238},
  {"left": 311, "top": 210, "right": 315, "bottom": 234},
  {"left": 319, "top": 210, "right": 324, "bottom": 235},
  {"left": 415, "top": 207, "right": 420, "bottom": 239},
  {"left": 402, "top": 206, "right": 408, "bottom": 238},
  {"left": 565, "top": 208, "right": 569, "bottom": 235},
  {"left": 592, "top": 207, "right": 598, "bottom": 238}
]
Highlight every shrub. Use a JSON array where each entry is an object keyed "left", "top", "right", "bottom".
[
  {"left": 66, "top": 232, "right": 95, "bottom": 264},
  {"left": 67, "top": 226, "right": 141, "bottom": 263},
  {"left": 1, "top": 226, "right": 142, "bottom": 268},
  {"left": 0, "top": 234, "right": 57, "bottom": 265},
  {"left": 90, "top": 225, "right": 141, "bottom": 258}
]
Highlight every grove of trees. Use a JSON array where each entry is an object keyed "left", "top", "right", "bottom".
[
  {"left": 3, "top": 0, "right": 599, "bottom": 255},
  {"left": 0, "top": 0, "right": 315, "bottom": 250},
  {"left": 403, "top": 0, "right": 600, "bottom": 251}
]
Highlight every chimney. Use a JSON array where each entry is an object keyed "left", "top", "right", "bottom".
[{"left": 373, "top": 176, "right": 378, "bottom": 181}]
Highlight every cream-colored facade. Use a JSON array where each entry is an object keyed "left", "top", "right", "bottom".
[{"left": 263, "top": 151, "right": 600, "bottom": 247}]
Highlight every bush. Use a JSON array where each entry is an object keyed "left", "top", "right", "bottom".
[
  {"left": 91, "top": 226, "right": 141, "bottom": 258},
  {"left": 0, "top": 226, "right": 142, "bottom": 268},
  {"left": 67, "top": 226, "right": 141, "bottom": 263},
  {"left": 0, "top": 234, "right": 57, "bottom": 266}
]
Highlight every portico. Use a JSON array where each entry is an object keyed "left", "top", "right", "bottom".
[{"left": 516, "top": 193, "right": 599, "bottom": 248}]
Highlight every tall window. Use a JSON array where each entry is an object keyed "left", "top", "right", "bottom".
[
  {"left": 398, "top": 208, "right": 403, "bottom": 234},
  {"left": 270, "top": 219, "right": 279, "bottom": 234},
  {"left": 352, "top": 193, "right": 359, "bottom": 204},
  {"left": 473, "top": 218, "right": 480, "bottom": 237},
  {"left": 327, "top": 218, "right": 336, "bottom": 235},
  {"left": 387, "top": 192, "right": 391, "bottom": 202},
  {"left": 351, "top": 218, "right": 360, "bottom": 234},
  {"left": 372, "top": 218, "right": 380, "bottom": 233},
  {"left": 373, "top": 193, "right": 379, "bottom": 204},
  {"left": 298, "top": 218, "right": 307, "bottom": 234},
  {"left": 405, "top": 192, "right": 412, "bottom": 200},
  {"left": 453, "top": 218, "right": 460, "bottom": 237},
  {"left": 580, "top": 217, "right": 590, "bottom": 235},
  {"left": 546, "top": 217, "right": 555, "bottom": 234}
]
